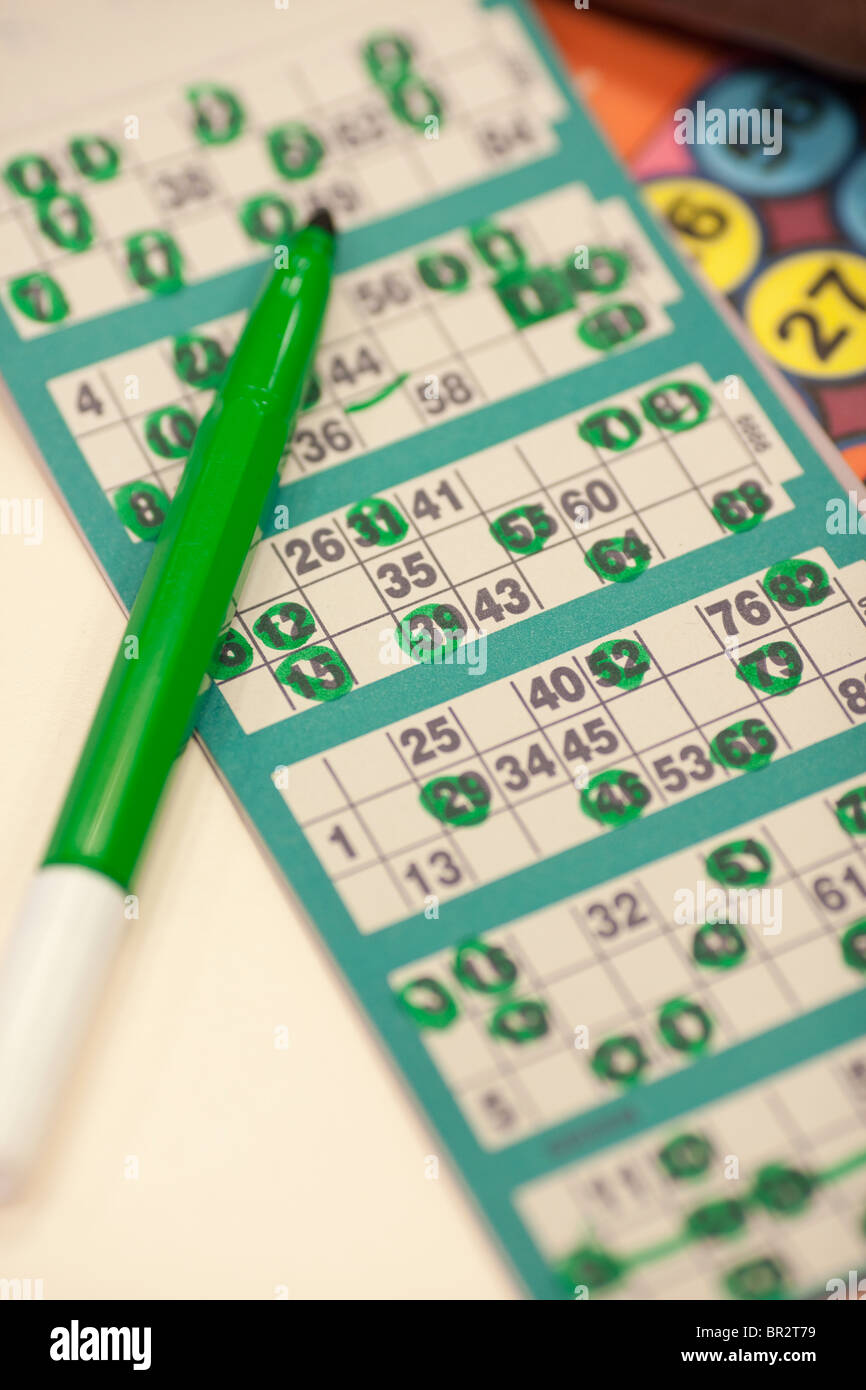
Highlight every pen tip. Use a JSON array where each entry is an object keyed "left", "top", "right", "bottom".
[{"left": 306, "top": 206, "right": 336, "bottom": 238}]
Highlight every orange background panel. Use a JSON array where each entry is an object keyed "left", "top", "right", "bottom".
[{"left": 533, "top": 0, "right": 716, "bottom": 159}]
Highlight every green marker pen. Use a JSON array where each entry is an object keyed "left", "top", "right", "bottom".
[{"left": 0, "top": 210, "right": 337, "bottom": 1198}]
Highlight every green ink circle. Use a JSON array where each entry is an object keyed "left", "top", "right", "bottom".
[
  {"left": 580, "top": 769, "right": 650, "bottom": 826},
  {"left": 712, "top": 480, "right": 771, "bottom": 533},
  {"left": 762, "top": 557, "right": 830, "bottom": 612},
  {"left": 705, "top": 837, "right": 772, "bottom": 887},
  {"left": 300, "top": 369, "right": 321, "bottom": 412},
  {"left": 113, "top": 480, "right": 169, "bottom": 539},
  {"left": 587, "top": 638, "right": 650, "bottom": 690},
  {"left": 578, "top": 405, "right": 642, "bottom": 452},
  {"left": 489, "top": 502, "right": 555, "bottom": 555},
  {"left": 592, "top": 1034, "right": 648, "bottom": 1084},
  {"left": 470, "top": 221, "right": 526, "bottom": 273},
  {"left": 687, "top": 1199, "right": 746, "bottom": 1240},
  {"left": 658, "top": 1133, "right": 714, "bottom": 1180},
  {"left": 240, "top": 194, "right": 294, "bottom": 245},
  {"left": 497, "top": 266, "right": 572, "bottom": 328},
  {"left": 585, "top": 534, "right": 651, "bottom": 583},
  {"left": 453, "top": 939, "right": 517, "bottom": 993},
  {"left": 416, "top": 251, "right": 469, "bottom": 293},
  {"left": 144, "top": 405, "right": 197, "bottom": 459},
  {"left": 836, "top": 787, "right": 866, "bottom": 836},
  {"left": 127, "top": 229, "right": 184, "bottom": 295},
  {"left": 693, "top": 922, "right": 749, "bottom": 970},
  {"left": 658, "top": 998, "right": 713, "bottom": 1055},
  {"left": 37, "top": 192, "right": 93, "bottom": 252},
  {"left": 841, "top": 919, "right": 866, "bottom": 973},
  {"left": 68, "top": 135, "right": 120, "bottom": 182},
  {"left": 395, "top": 602, "right": 466, "bottom": 664},
  {"left": 725, "top": 1257, "right": 787, "bottom": 1301},
  {"left": 751, "top": 1164, "right": 814, "bottom": 1215},
  {"left": 209, "top": 627, "right": 254, "bottom": 679},
  {"left": 9, "top": 271, "right": 69, "bottom": 324},
  {"left": 578, "top": 301, "right": 647, "bottom": 351},
  {"left": 559, "top": 1246, "right": 625, "bottom": 1294},
  {"left": 641, "top": 380, "right": 712, "bottom": 431},
  {"left": 710, "top": 718, "right": 776, "bottom": 772},
  {"left": 268, "top": 122, "right": 325, "bottom": 180},
  {"left": 187, "top": 84, "right": 245, "bottom": 144},
  {"left": 388, "top": 74, "right": 442, "bottom": 131},
  {"left": 345, "top": 496, "right": 408, "bottom": 547},
  {"left": 4, "top": 153, "right": 58, "bottom": 199},
  {"left": 275, "top": 644, "right": 353, "bottom": 702},
  {"left": 419, "top": 771, "right": 490, "bottom": 827},
  {"left": 253, "top": 600, "right": 316, "bottom": 651},
  {"left": 489, "top": 998, "right": 548, "bottom": 1043},
  {"left": 395, "top": 976, "right": 457, "bottom": 1029},
  {"left": 735, "top": 639, "right": 803, "bottom": 696},
  {"left": 363, "top": 33, "right": 413, "bottom": 88},
  {"left": 564, "top": 246, "right": 628, "bottom": 296},
  {"left": 172, "top": 333, "right": 228, "bottom": 389}
]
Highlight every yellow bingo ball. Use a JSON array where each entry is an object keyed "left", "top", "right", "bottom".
[
  {"left": 645, "top": 177, "right": 762, "bottom": 294},
  {"left": 745, "top": 250, "right": 866, "bottom": 380}
]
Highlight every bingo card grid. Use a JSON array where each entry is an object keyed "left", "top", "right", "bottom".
[
  {"left": 2, "top": 0, "right": 865, "bottom": 1302},
  {"left": 278, "top": 550, "right": 866, "bottom": 932},
  {"left": 46, "top": 183, "right": 680, "bottom": 519},
  {"left": 48, "top": 356, "right": 803, "bottom": 736},
  {"left": 0, "top": 0, "right": 571, "bottom": 336},
  {"left": 514, "top": 1037, "right": 866, "bottom": 1300},
  {"left": 387, "top": 774, "right": 866, "bottom": 1151}
]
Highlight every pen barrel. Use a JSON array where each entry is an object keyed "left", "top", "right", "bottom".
[
  {"left": 43, "top": 229, "right": 333, "bottom": 890},
  {"left": 44, "top": 394, "right": 286, "bottom": 888}
]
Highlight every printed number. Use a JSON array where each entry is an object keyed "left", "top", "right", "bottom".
[
  {"left": 416, "top": 373, "right": 473, "bottom": 415},
  {"left": 587, "top": 639, "right": 650, "bottom": 689},
  {"left": 479, "top": 1091, "right": 517, "bottom": 1130},
  {"left": 493, "top": 742, "right": 558, "bottom": 792},
  {"left": 420, "top": 772, "right": 491, "bottom": 827},
  {"left": 398, "top": 717, "right": 462, "bottom": 765},
  {"left": 837, "top": 788, "right": 866, "bottom": 833},
  {"left": 404, "top": 850, "right": 463, "bottom": 898},
  {"left": 712, "top": 480, "right": 772, "bottom": 532},
  {"left": 762, "top": 559, "right": 831, "bottom": 610},
  {"left": 652, "top": 745, "right": 714, "bottom": 793},
  {"left": 152, "top": 165, "right": 213, "bottom": 210},
  {"left": 76, "top": 382, "right": 104, "bottom": 416},
  {"left": 736, "top": 640, "right": 803, "bottom": 693},
  {"left": 704, "top": 589, "right": 771, "bottom": 634},
  {"left": 376, "top": 550, "right": 437, "bottom": 598},
  {"left": 711, "top": 718, "right": 777, "bottom": 771},
  {"left": 293, "top": 418, "right": 354, "bottom": 465},
  {"left": 353, "top": 273, "right": 414, "bottom": 315},
  {"left": 587, "top": 892, "right": 650, "bottom": 939},
  {"left": 411, "top": 479, "right": 463, "bottom": 524},
  {"left": 839, "top": 674, "right": 866, "bottom": 715},
  {"left": 476, "top": 114, "right": 537, "bottom": 160},
  {"left": 560, "top": 718, "right": 618, "bottom": 763},
  {"left": 284, "top": 527, "right": 345, "bottom": 574},
  {"left": 9, "top": 271, "right": 69, "bottom": 323},
  {"left": 326, "top": 345, "right": 382, "bottom": 389},
  {"left": 706, "top": 838, "right": 772, "bottom": 887},
  {"left": 473, "top": 577, "right": 531, "bottom": 625},
  {"left": 332, "top": 105, "right": 388, "bottom": 150},
  {"left": 528, "top": 665, "right": 585, "bottom": 712},
  {"left": 811, "top": 865, "right": 866, "bottom": 913},
  {"left": 560, "top": 480, "right": 619, "bottom": 521},
  {"left": 777, "top": 266, "right": 866, "bottom": 362}
]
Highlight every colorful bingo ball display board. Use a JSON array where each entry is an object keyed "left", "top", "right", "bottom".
[{"left": 639, "top": 68, "right": 866, "bottom": 480}]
